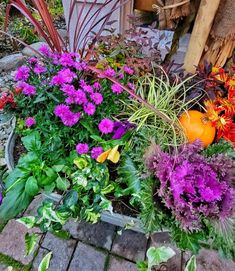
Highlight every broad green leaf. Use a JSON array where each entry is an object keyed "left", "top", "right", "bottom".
[
  {"left": 147, "top": 246, "right": 175, "bottom": 270},
  {"left": 185, "top": 255, "right": 197, "bottom": 271},
  {"left": 25, "top": 176, "right": 39, "bottom": 196},
  {"left": 17, "top": 216, "right": 36, "bottom": 228},
  {"left": 45, "top": 168, "right": 57, "bottom": 181},
  {"left": 25, "top": 233, "right": 39, "bottom": 255},
  {"left": 136, "top": 260, "right": 148, "bottom": 271},
  {"left": 52, "top": 165, "right": 65, "bottom": 172},
  {"left": 117, "top": 154, "right": 141, "bottom": 195},
  {"left": 101, "top": 184, "right": 115, "bottom": 195},
  {"left": 21, "top": 132, "right": 41, "bottom": 152},
  {"left": 38, "top": 251, "right": 52, "bottom": 271},
  {"left": 56, "top": 176, "right": 70, "bottom": 191},
  {"left": 44, "top": 183, "right": 56, "bottom": 193}
]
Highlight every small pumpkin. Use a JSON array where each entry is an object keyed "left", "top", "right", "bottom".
[{"left": 179, "top": 110, "right": 216, "bottom": 147}]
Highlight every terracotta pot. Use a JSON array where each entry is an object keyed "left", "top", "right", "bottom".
[{"left": 134, "top": 0, "right": 156, "bottom": 11}]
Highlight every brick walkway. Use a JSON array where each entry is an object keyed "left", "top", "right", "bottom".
[{"left": 0, "top": 197, "right": 235, "bottom": 271}]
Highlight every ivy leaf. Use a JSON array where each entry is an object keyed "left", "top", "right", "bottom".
[
  {"left": 53, "top": 230, "right": 71, "bottom": 240},
  {"left": 38, "top": 251, "right": 53, "bottom": 271},
  {"left": 25, "top": 233, "right": 39, "bottom": 256},
  {"left": 146, "top": 246, "right": 175, "bottom": 270},
  {"left": 17, "top": 216, "right": 36, "bottom": 229},
  {"left": 63, "top": 191, "right": 78, "bottom": 208},
  {"left": 25, "top": 176, "right": 39, "bottom": 196},
  {"left": 56, "top": 176, "right": 70, "bottom": 191},
  {"left": 117, "top": 154, "right": 141, "bottom": 195},
  {"left": 185, "top": 255, "right": 197, "bottom": 271}
]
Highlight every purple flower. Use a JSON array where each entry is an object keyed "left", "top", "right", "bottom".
[
  {"left": 54, "top": 104, "right": 70, "bottom": 117},
  {"left": 28, "top": 57, "right": 38, "bottom": 65},
  {"left": 127, "top": 82, "right": 135, "bottom": 91},
  {"left": 104, "top": 68, "right": 116, "bottom": 77},
  {"left": 112, "top": 121, "right": 136, "bottom": 139},
  {"left": 61, "top": 84, "right": 76, "bottom": 95},
  {"left": 91, "top": 147, "right": 103, "bottom": 159},
  {"left": 25, "top": 117, "right": 36, "bottom": 127},
  {"left": 82, "top": 84, "right": 93, "bottom": 93},
  {"left": 111, "top": 83, "right": 123, "bottom": 94},
  {"left": 15, "top": 66, "right": 30, "bottom": 81},
  {"left": 123, "top": 66, "right": 134, "bottom": 75},
  {"left": 79, "top": 80, "right": 86, "bottom": 88},
  {"left": 39, "top": 45, "right": 51, "bottom": 56},
  {"left": 61, "top": 111, "right": 81, "bottom": 126},
  {"left": 0, "top": 192, "right": 2, "bottom": 205},
  {"left": 93, "top": 82, "right": 101, "bottom": 90},
  {"left": 59, "top": 53, "right": 75, "bottom": 67},
  {"left": 74, "top": 61, "right": 87, "bottom": 71},
  {"left": 98, "top": 118, "right": 114, "bottom": 134},
  {"left": 90, "top": 92, "right": 103, "bottom": 105},
  {"left": 33, "top": 64, "right": 47, "bottom": 74},
  {"left": 76, "top": 143, "right": 89, "bottom": 155},
  {"left": 84, "top": 102, "right": 96, "bottom": 115},
  {"left": 58, "top": 68, "right": 76, "bottom": 83},
  {"left": 22, "top": 83, "right": 36, "bottom": 96},
  {"left": 119, "top": 74, "right": 124, "bottom": 80}
]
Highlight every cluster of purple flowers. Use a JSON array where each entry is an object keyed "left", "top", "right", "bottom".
[
  {"left": 145, "top": 140, "right": 235, "bottom": 230},
  {"left": 76, "top": 143, "right": 103, "bottom": 159}
]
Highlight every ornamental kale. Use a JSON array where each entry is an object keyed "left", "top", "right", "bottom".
[{"left": 145, "top": 140, "right": 235, "bottom": 230}]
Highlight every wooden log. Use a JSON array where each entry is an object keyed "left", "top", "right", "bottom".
[{"left": 183, "top": 0, "right": 220, "bottom": 73}]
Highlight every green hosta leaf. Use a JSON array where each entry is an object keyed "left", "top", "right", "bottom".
[
  {"left": 38, "top": 251, "right": 53, "bottom": 271},
  {"left": 117, "top": 154, "right": 141, "bottom": 195},
  {"left": 21, "top": 131, "right": 41, "bottom": 152},
  {"left": 45, "top": 168, "right": 57, "bottom": 181},
  {"left": 44, "top": 183, "right": 56, "bottom": 193},
  {"left": 56, "top": 176, "right": 70, "bottom": 191},
  {"left": 147, "top": 246, "right": 175, "bottom": 270},
  {"left": 17, "top": 216, "right": 36, "bottom": 228},
  {"left": 52, "top": 165, "right": 65, "bottom": 172},
  {"left": 185, "top": 255, "right": 196, "bottom": 271},
  {"left": 25, "top": 233, "right": 39, "bottom": 256},
  {"left": 25, "top": 176, "right": 39, "bottom": 196}
]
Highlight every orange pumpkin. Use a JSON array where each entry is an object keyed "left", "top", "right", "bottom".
[{"left": 179, "top": 110, "right": 216, "bottom": 147}]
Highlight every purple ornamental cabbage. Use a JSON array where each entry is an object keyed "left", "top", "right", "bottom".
[{"left": 145, "top": 140, "right": 235, "bottom": 230}]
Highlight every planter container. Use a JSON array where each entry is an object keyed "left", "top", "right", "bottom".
[
  {"left": 0, "top": 114, "right": 16, "bottom": 171},
  {"left": 62, "top": 0, "right": 134, "bottom": 51},
  {"left": 134, "top": 0, "right": 156, "bottom": 11}
]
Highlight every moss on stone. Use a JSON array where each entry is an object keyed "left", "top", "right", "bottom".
[{"left": 0, "top": 253, "right": 32, "bottom": 271}]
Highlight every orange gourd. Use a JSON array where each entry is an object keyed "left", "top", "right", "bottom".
[{"left": 179, "top": 110, "right": 216, "bottom": 147}]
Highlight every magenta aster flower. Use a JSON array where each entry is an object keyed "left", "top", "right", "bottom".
[
  {"left": 22, "top": 83, "right": 36, "bottom": 96},
  {"left": 59, "top": 53, "right": 74, "bottom": 67},
  {"left": 98, "top": 118, "right": 114, "bottom": 134},
  {"left": 39, "top": 45, "right": 51, "bottom": 56},
  {"left": 123, "top": 66, "right": 134, "bottom": 75},
  {"left": 104, "top": 68, "right": 116, "bottom": 77},
  {"left": 58, "top": 68, "right": 76, "bottom": 84},
  {"left": 61, "top": 84, "right": 76, "bottom": 95},
  {"left": 119, "top": 74, "right": 124, "bottom": 80},
  {"left": 54, "top": 104, "right": 70, "bottom": 117},
  {"left": 61, "top": 111, "right": 81, "bottom": 126},
  {"left": 91, "top": 147, "right": 103, "bottom": 159},
  {"left": 82, "top": 84, "right": 93, "bottom": 93},
  {"left": 25, "top": 117, "right": 36, "bottom": 127},
  {"left": 127, "top": 82, "right": 135, "bottom": 91},
  {"left": 74, "top": 62, "right": 87, "bottom": 71},
  {"left": 111, "top": 83, "right": 123, "bottom": 94},
  {"left": 28, "top": 57, "right": 38, "bottom": 65},
  {"left": 76, "top": 143, "right": 89, "bottom": 155},
  {"left": 93, "top": 82, "right": 101, "bottom": 90},
  {"left": 80, "top": 80, "right": 86, "bottom": 88},
  {"left": 84, "top": 102, "right": 96, "bottom": 115},
  {"left": 15, "top": 66, "right": 30, "bottom": 81},
  {"left": 33, "top": 64, "right": 47, "bottom": 74},
  {"left": 90, "top": 92, "right": 103, "bottom": 105}
]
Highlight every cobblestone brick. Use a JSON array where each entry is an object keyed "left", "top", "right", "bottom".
[
  {"left": 108, "top": 256, "right": 137, "bottom": 271},
  {"left": 68, "top": 242, "right": 107, "bottom": 271},
  {"left": 111, "top": 230, "right": 148, "bottom": 262},
  {"left": 64, "top": 220, "right": 116, "bottom": 250},
  {"left": 0, "top": 220, "right": 39, "bottom": 265},
  {"left": 32, "top": 232, "right": 76, "bottom": 271}
]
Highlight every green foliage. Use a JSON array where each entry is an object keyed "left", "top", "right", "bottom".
[
  {"left": 25, "top": 233, "right": 40, "bottom": 256},
  {"left": 10, "top": 17, "right": 39, "bottom": 44},
  {"left": 137, "top": 246, "right": 176, "bottom": 271},
  {"left": 185, "top": 255, "right": 197, "bottom": 271},
  {"left": 116, "top": 154, "right": 141, "bottom": 196},
  {"left": 171, "top": 226, "right": 206, "bottom": 254},
  {"left": 38, "top": 251, "right": 52, "bottom": 271},
  {"left": 202, "top": 140, "right": 235, "bottom": 159},
  {"left": 122, "top": 68, "right": 200, "bottom": 147}
]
